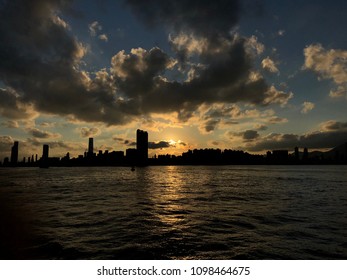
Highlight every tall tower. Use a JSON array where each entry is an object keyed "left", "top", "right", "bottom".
[
  {"left": 136, "top": 129, "right": 148, "bottom": 165},
  {"left": 42, "top": 144, "right": 49, "bottom": 160},
  {"left": 88, "top": 137, "right": 94, "bottom": 157},
  {"left": 10, "top": 141, "right": 19, "bottom": 165}
]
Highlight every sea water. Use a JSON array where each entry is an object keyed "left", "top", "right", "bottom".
[{"left": 0, "top": 165, "right": 346, "bottom": 259}]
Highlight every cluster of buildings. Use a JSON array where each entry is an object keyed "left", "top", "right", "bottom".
[
  {"left": 1, "top": 129, "right": 346, "bottom": 167},
  {"left": 1, "top": 129, "right": 149, "bottom": 167}
]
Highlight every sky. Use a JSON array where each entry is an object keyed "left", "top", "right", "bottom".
[{"left": 1, "top": 0, "right": 347, "bottom": 160}]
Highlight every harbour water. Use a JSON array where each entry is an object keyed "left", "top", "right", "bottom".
[{"left": 0, "top": 165, "right": 346, "bottom": 259}]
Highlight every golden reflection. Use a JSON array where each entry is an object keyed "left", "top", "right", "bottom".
[{"left": 148, "top": 166, "right": 191, "bottom": 232}]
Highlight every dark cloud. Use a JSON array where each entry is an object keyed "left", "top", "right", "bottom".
[
  {"left": 124, "top": 140, "right": 136, "bottom": 146},
  {"left": 0, "top": 0, "right": 131, "bottom": 125},
  {"left": 113, "top": 137, "right": 136, "bottom": 146},
  {"left": 0, "top": 88, "right": 37, "bottom": 119},
  {"left": 203, "top": 119, "right": 221, "bottom": 133},
  {"left": 243, "top": 130, "right": 260, "bottom": 140},
  {"left": 148, "top": 141, "right": 171, "bottom": 149},
  {"left": 211, "top": 141, "right": 220, "bottom": 146},
  {"left": 111, "top": 40, "right": 274, "bottom": 122},
  {"left": 248, "top": 128, "right": 347, "bottom": 152},
  {"left": 321, "top": 120, "right": 347, "bottom": 131},
  {"left": 124, "top": 0, "right": 240, "bottom": 39},
  {"left": 1, "top": 0, "right": 289, "bottom": 128},
  {"left": 229, "top": 129, "right": 260, "bottom": 142},
  {"left": 27, "top": 128, "right": 61, "bottom": 139},
  {"left": 299, "top": 131, "right": 347, "bottom": 149}
]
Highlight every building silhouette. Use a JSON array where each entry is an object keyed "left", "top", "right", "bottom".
[
  {"left": 1, "top": 128, "right": 346, "bottom": 167},
  {"left": 10, "top": 141, "right": 19, "bottom": 165},
  {"left": 88, "top": 138, "right": 94, "bottom": 158},
  {"left": 39, "top": 144, "right": 50, "bottom": 168},
  {"left": 136, "top": 129, "right": 148, "bottom": 166},
  {"left": 42, "top": 144, "right": 49, "bottom": 160}
]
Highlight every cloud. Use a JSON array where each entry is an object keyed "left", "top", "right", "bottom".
[
  {"left": 267, "top": 116, "right": 288, "bottom": 124},
  {"left": 24, "top": 137, "right": 86, "bottom": 157},
  {"left": 246, "top": 120, "right": 347, "bottom": 151},
  {"left": 228, "top": 129, "right": 260, "bottom": 142},
  {"left": 242, "top": 130, "right": 260, "bottom": 140},
  {"left": 0, "top": 88, "right": 39, "bottom": 120},
  {"left": 263, "top": 86, "right": 293, "bottom": 106},
  {"left": 320, "top": 120, "right": 347, "bottom": 131},
  {"left": 301, "top": 101, "right": 315, "bottom": 114},
  {"left": 98, "top": 34, "right": 108, "bottom": 42},
  {"left": 245, "top": 35, "right": 265, "bottom": 56},
  {"left": 200, "top": 119, "right": 221, "bottom": 134},
  {"left": 197, "top": 103, "right": 286, "bottom": 133},
  {"left": 277, "top": 30, "right": 285, "bottom": 36},
  {"left": 27, "top": 128, "right": 61, "bottom": 139},
  {"left": 246, "top": 133, "right": 299, "bottom": 151},
  {"left": 148, "top": 141, "right": 171, "bottom": 149},
  {"left": 0, "top": 135, "right": 15, "bottom": 160},
  {"left": 0, "top": 0, "right": 289, "bottom": 129},
  {"left": 112, "top": 136, "right": 137, "bottom": 146},
  {"left": 329, "top": 86, "right": 347, "bottom": 99},
  {"left": 89, "top": 21, "right": 102, "bottom": 37},
  {"left": 89, "top": 21, "right": 108, "bottom": 42},
  {"left": 39, "top": 122, "right": 56, "bottom": 128},
  {"left": 80, "top": 127, "right": 101, "bottom": 138},
  {"left": 124, "top": 0, "right": 240, "bottom": 39},
  {"left": 113, "top": 137, "right": 125, "bottom": 142},
  {"left": 148, "top": 140, "right": 187, "bottom": 149},
  {"left": 254, "top": 124, "right": 268, "bottom": 131},
  {"left": 303, "top": 44, "right": 347, "bottom": 99},
  {"left": 261, "top": 57, "right": 279, "bottom": 73},
  {"left": 1, "top": 120, "right": 19, "bottom": 128}
]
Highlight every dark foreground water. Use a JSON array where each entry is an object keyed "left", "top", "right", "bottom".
[{"left": 0, "top": 165, "right": 346, "bottom": 259}]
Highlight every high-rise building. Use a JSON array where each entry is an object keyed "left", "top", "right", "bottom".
[
  {"left": 10, "top": 141, "right": 19, "bottom": 165},
  {"left": 88, "top": 137, "right": 94, "bottom": 157},
  {"left": 136, "top": 129, "right": 148, "bottom": 165},
  {"left": 42, "top": 144, "right": 49, "bottom": 160},
  {"left": 40, "top": 144, "right": 50, "bottom": 168}
]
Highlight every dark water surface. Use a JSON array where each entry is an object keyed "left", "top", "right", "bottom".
[{"left": 0, "top": 165, "right": 346, "bottom": 259}]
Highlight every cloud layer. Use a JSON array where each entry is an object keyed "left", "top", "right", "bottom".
[
  {"left": 244, "top": 120, "right": 347, "bottom": 151},
  {"left": 0, "top": 0, "right": 293, "bottom": 128}
]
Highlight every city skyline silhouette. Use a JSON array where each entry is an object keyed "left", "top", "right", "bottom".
[{"left": 2, "top": 129, "right": 346, "bottom": 167}]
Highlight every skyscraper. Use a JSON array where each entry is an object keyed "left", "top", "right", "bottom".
[
  {"left": 42, "top": 144, "right": 49, "bottom": 160},
  {"left": 10, "top": 141, "right": 18, "bottom": 165},
  {"left": 88, "top": 137, "right": 94, "bottom": 157},
  {"left": 40, "top": 144, "right": 50, "bottom": 168},
  {"left": 136, "top": 129, "right": 148, "bottom": 165}
]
